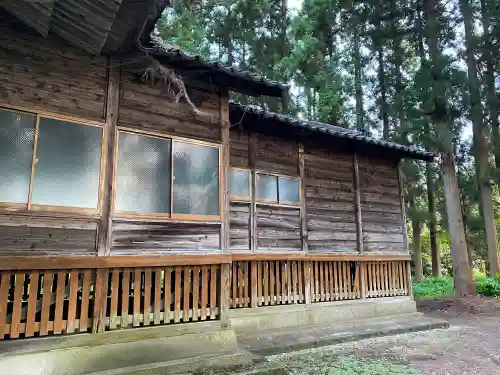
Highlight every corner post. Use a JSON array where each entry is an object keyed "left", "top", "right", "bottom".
[
  {"left": 219, "top": 87, "right": 231, "bottom": 327},
  {"left": 97, "top": 57, "right": 120, "bottom": 256},
  {"left": 249, "top": 133, "right": 257, "bottom": 252},
  {"left": 93, "top": 57, "right": 119, "bottom": 333},
  {"left": 397, "top": 160, "right": 413, "bottom": 299},
  {"left": 353, "top": 153, "right": 366, "bottom": 298},
  {"left": 298, "top": 143, "right": 308, "bottom": 252}
]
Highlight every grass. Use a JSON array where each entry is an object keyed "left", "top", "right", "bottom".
[{"left": 413, "top": 274, "right": 500, "bottom": 299}]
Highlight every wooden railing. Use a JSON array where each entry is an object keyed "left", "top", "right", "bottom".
[
  {"left": 229, "top": 255, "right": 410, "bottom": 310},
  {"left": 0, "top": 254, "right": 409, "bottom": 341},
  {"left": 0, "top": 255, "right": 230, "bottom": 340}
]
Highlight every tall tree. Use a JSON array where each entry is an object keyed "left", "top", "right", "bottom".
[
  {"left": 460, "top": 0, "right": 499, "bottom": 276},
  {"left": 423, "top": 0, "right": 475, "bottom": 295}
]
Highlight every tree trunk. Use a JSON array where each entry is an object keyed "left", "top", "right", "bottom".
[
  {"left": 480, "top": 0, "right": 500, "bottom": 174},
  {"left": 417, "top": 4, "right": 441, "bottom": 277},
  {"left": 460, "top": 0, "right": 499, "bottom": 276},
  {"left": 391, "top": 0, "right": 405, "bottom": 133},
  {"left": 354, "top": 20, "right": 365, "bottom": 130},
  {"left": 426, "top": 163, "right": 441, "bottom": 276},
  {"left": 377, "top": 43, "right": 390, "bottom": 139},
  {"left": 442, "top": 151, "right": 476, "bottom": 296},
  {"left": 411, "top": 200, "right": 424, "bottom": 282}
]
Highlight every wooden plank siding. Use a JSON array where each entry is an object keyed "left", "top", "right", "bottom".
[
  {"left": 0, "top": 214, "right": 98, "bottom": 256},
  {"left": 256, "top": 206, "right": 301, "bottom": 251},
  {"left": 110, "top": 221, "right": 221, "bottom": 254},
  {"left": 0, "top": 26, "right": 407, "bottom": 260},
  {"left": 118, "top": 73, "right": 221, "bottom": 143},
  {"left": 304, "top": 148, "right": 357, "bottom": 253},
  {"left": 358, "top": 157, "right": 405, "bottom": 253},
  {"left": 0, "top": 26, "right": 107, "bottom": 121}
]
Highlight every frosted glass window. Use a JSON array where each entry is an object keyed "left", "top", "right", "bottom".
[
  {"left": 31, "top": 118, "right": 102, "bottom": 209},
  {"left": 229, "top": 169, "right": 250, "bottom": 199},
  {"left": 256, "top": 173, "right": 278, "bottom": 202},
  {"left": 173, "top": 141, "right": 219, "bottom": 215},
  {"left": 115, "top": 132, "right": 171, "bottom": 213},
  {"left": 0, "top": 109, "right": 35, "bottom": 204},
  {"left": 278, "top": 177, "right": 300, "bottom": 204}
]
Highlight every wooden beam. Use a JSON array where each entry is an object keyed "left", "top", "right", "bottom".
[
  {"left": 0, "top": 255, "right": 233, "bottom": 271},
  {"left": 249, "top": 133, "right": 257, "bottom": 251},
  {"left": 220, "top": 87, "right": 230, "bottom": 253},
  {"left": 353, "top": 153, "right": 363, "bottom": 253},
  {"left": 397, "top": 161, "right": 409, "bottom": 253},
  {"left": 97, "top": 57, "right": 120, "bottom": 256},
  {"left": 0, "top": 254, "right": 409, "bottom": 271},
  {"left": 231, "top": 253, "right": 411, "bottom": 262},
  {"left": 298, "top": 143, "right": 308, "bottom": 252}
]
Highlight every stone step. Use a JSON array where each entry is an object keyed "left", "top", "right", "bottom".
[{"left": 237, "top": 312, "right": 449, "bottom": 356}]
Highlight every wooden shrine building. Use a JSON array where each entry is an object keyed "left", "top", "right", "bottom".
[{"left": 0, "top": 1, "right": 434, "bottom": 373}]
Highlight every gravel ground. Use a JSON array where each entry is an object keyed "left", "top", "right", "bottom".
[{"left": 268, "top": 297, "right": 500, "bottom": 375}]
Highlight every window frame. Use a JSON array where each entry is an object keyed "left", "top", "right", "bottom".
[
  {"left": 113, "top": 127, "right": 222, "bottom": 222},
  {"left": 0, "top": 104, "right": 106, "bottom": 216},
  {"left": 255, "top": 170, "right": 301, "bottom": 206},
  {"left": 229, "top": 167, "right": 301, "bottom": 207},
  {"left": 228, "top": 167, "right": 252, "bottom": 202}
]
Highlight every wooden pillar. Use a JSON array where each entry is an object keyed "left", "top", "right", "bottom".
[
  {"left": 298, "top": 143, "right": 308, "bottom": 252},
  {"left": 97, "top": 57, "right": 120, "bottom": 256},
  {"left": 251, "top": 261, "right": 258, "bottom": 308},
  {"left": 249, "top": 133, "right": 257, "bottom": 252},
  {"left": 398, "top": 161, "right": 413, "bottom": 299},
  {"left": 93, "top": 58, "right": 119, "bottom": 333},
  {"left": 397, "top": 160, "right": 409, "bottom": 253},
  {"left": 92, "top": 268, "right": 109, "bottom": 333},
  {"left": 304, "top": 261, "right": 312, "bottom": 304},
  {"left": 353, "top": 153, "right": 363, "bottom": 253},
  {"left": 353, "top": 154, "right": 366, "bottom": 298},
  {"left": 219, "top": 88, "right": 231, "bottom": 326}
]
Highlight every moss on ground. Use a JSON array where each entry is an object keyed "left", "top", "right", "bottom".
[{"left": 280, "top": 355, "right": 422, "bottom": 375}]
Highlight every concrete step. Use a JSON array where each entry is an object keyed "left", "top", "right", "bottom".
[
  {"left": 237, "top": 312, "right": 449, "bottom": 356},
  {"left": 86, "top": 351, "right": 288, "bottom": 375}
]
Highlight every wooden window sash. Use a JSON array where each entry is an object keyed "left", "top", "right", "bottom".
[
  {"left": 229, "top": 167, "right": 251, "bottom": 202},
  {"left": 0, "top": 106, "right": 104, "bottom": 216},
  {"left": 113, "top": 127, "right": 222, "bottom": 221},
  {"left": 254, "top": 171, "right": 301, "bottom": 206}
]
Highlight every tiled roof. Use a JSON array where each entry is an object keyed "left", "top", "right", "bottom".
[
  {"left": 146, "top": 36, "right": 288, "bottom": 97},
  {"left": 229, "top": 103, "right": 434, "bottom": 161}
]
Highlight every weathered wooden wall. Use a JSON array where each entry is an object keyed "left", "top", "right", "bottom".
[
  {"left": 0, "top": 27, "right": 223, "bottom": 256},
  {"left": 0, "top": 25, "right": 107, "bottom": 121},
  {"left": 304, "top": 148, "right": 358, "bottom": 253},
  {"left": 0, "top": 214, "right": 98, "bottom": 256},
  {"left": 359, "top": 157, "right": 405, "bottom": 253},
  {"left": 111, "top": 220, "right": 220, "bottom": 254},
  {"left": 228, "top": 132, "right": 406, "bottom": 254},
  {"left": 0, "top": 27, "right": 407, "bottom": 258},
  {"left": 111, "top": 74, "right": 223, "bottom": 254},
  {"left": 118, "top": 73, "right": 221, "bottom": 142}
]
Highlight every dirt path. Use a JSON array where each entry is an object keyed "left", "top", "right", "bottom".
[{"left": 268, "top": 297, "right": 500, "bottom": 375}]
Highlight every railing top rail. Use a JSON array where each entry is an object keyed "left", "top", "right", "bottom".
[
  {"left": 0, "top": 253, "right": 410, "bottom": 271},
  {"left": 231, "top": 253, "right": 410, "bottom": 262},
  {"left": 0, "top": 255, "right": 232, "bottom": 270}
]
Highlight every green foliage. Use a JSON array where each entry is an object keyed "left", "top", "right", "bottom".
[
  {"left": 413, "top": 275, "right": 500, "bottom": 299},
  {"left": 413, "top": 276, "right": 454, "bottom": 300},
  {"left": 475, "top": 274, "right": 500, "bottom": 297}
]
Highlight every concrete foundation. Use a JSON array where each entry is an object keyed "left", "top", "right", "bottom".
[
  {"left": 0, "top": 297, "right": 435, "bottom": 375},
  {"left": 230, "top": 296, "right": 417, "bottom": 332}
]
